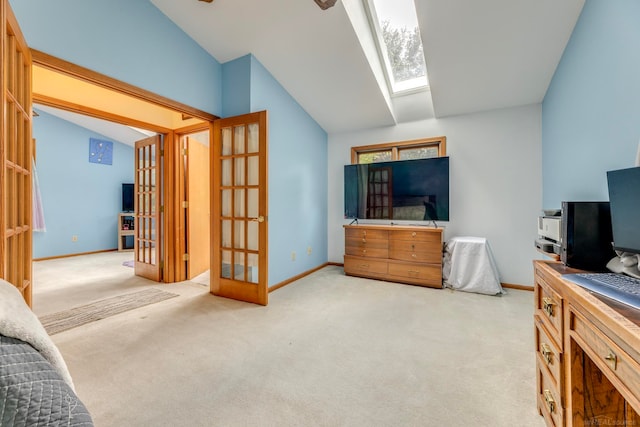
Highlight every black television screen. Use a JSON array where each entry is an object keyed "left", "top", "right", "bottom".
[
  {"left": 607, "top": 166, "right": 640, "bottom": 254},
  {"left": 344, "top": 156, "right": 449, "bottom": 221},
  {"left": 122, "top": 183, "right": 134, "bottom": 212}
]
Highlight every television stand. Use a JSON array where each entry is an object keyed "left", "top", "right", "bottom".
[{"left": 343, "top": 224, "right": 443, "bottom": 288}]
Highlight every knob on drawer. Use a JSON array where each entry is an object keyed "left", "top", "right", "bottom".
[
  {"left": 542, "top": 297, "right": 555, "bottom": 317},
  {"left": 543, "top": 389, "right": 555, "bottom": 413},
  {"left": 540, "top": 343, "right": 553, "bottom": 365}
]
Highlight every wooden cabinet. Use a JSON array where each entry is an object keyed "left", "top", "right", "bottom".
[
  {"left": 118, "top": 213, "right": 135, "bottom": 252},
  {"left": 533, "top": 261, "right": 640, "bottom": 426},
  {"left": 344, "top": 224, "right": 443, "bottom": 288}
]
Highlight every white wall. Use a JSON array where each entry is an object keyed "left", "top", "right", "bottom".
[{"left": 328, "top": 104, "right": 542, "bottom": 286}]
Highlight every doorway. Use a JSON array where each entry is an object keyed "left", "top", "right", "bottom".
[{"left": 32, "top": 50, "right": 216, "bottom": 279}]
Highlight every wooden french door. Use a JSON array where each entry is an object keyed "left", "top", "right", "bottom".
[
  {"left": 211, "top": 111, "right": 268, "bottom": 305},
  {"left": 1, "top": 1, "right": 33, "bottom": 306},
  {"left": 135, "top": 135, "right": 162, "bottom": 281}
]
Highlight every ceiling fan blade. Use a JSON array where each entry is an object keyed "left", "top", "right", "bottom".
[{"left": 314, "top": 0, "right": 337, "bottom": 10}]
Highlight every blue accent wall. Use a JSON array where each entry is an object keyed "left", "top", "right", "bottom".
[
  {"left": 221, "top": 55, "right": 328, "bottom": 286},
  {"left": 249, "top": 56, "right": 328, "bottom": 286},
  {"left": 32, "top": 110, "right": 135, "bottom": 259},
  {"left": 221, "top": 56, "right": 251, "bottom": 118},
  {"left": 10, "top": 0, "right": 222, "bottom": 116},
  {"left": 542, "top": 0, "right": 640, "bottom": 208}
]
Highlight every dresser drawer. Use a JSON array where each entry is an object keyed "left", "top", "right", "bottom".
[
  {"left": 535, "top": 315, "right": 563, "bottom": 391},
  {"left": 389, "top": 239, "right": 441, "bottom": 263},
  {"left": 390, "top": 229, "right": 441, "bottom": 243},
  {"left": 345, "top": 228, "right": 388, "bottom": 241},
  {"left": 569, "top": 307, "right": 640, "bottom": 409},
  {"left": 344, "top": 255, "right": 388, "bottom": 276},
  {"left": 535, "top": 276, "right": 563, "bottom": 348},
  {"left": 537, "top": 364, "right": 564, "bottom": 427},
  {"left": 345, "top": 245, "right": 389, "bottom": 258},
  {"left": 387, "top": 261, "right": 441, "bottom": 287}
]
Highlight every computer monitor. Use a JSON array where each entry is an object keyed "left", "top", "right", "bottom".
[{"left": 607, "top": 166, "right": 640, "bottom": 254}]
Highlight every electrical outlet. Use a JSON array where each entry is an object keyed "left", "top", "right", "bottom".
[
  {"left": 71, "top": 235, "right": 78, "bottom": 242},
  {"left": 291, "top": 251, "right": 296, "bottom": 261},
  {"left": 307, "top": 246, "right": 312, "bottom": 255}
]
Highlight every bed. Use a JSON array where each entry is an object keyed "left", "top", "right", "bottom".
[{"left": 0, "top": 279, "right": 93, "bottom": 426}]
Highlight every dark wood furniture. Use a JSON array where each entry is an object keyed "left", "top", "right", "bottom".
[{"left": 534, "top": 261, "right": 640, "bottom": 426}]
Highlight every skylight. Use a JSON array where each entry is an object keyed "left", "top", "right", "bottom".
[{"left": 367, "top": 0, "right": 429, "bottom": 95}]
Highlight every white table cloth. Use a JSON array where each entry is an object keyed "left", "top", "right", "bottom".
[{"left": 443, "top": 236, "right": 504, "bottom": 295}]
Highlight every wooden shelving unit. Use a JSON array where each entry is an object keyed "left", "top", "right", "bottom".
[{"left": 118, "top": 213, "right": 135, "bottom": 252}]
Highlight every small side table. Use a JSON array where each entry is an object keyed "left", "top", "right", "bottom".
[{"left": 443, "top": 236, "right": 503, "bottom": 295}]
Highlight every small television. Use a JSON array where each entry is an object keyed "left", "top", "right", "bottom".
[
  {"left": 344, "top": 156, "right": 449, "bottom": 221},
  {"left": 122, "top": 183, "right": 134, "bottom": 212},
  {"left": 607, "top": 166, "right": 640, "bottom": 254}
]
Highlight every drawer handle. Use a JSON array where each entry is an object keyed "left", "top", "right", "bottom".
[
  {"left": 542, "top": 297, "right": 555, "bottom": 317},
  {"left": 408, "top": 270, "right": 419, "bottom": 276},
  {"left": 540, "top": 343, "right": 553, "bottom": 365},
  {"left": 362, "top": 249, "right": 367, "bottom": 254},
  {"left": 605, "top": 351, "right": 618, "bottom": 370},
  {"left": 412, "top": 253, "right": 417, "bottom": 258},
  {"left": 543, "top": 389, "right": 555, "bottom": 414},
  {"left": 359, "top": 264, "right": 369, "bottom": 269},
  {"left": 412, "top": 232, "right": 416, "bottom": 237},
  {"left": 362, "top": 238, "right": 366, "bottom": 243}
]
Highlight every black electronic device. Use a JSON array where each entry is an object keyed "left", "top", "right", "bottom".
[
  {"left": 560, "top": 201, "right": 614, "bottom": 271},
  {"left": 344, "top": 157, "right": 449, "bottom": 221},
  {"left": 607, "top": 166, "right": 640, "bottom": 255},
  {"left": 122, "top": 183, "right": 134, "bottom": 212}
]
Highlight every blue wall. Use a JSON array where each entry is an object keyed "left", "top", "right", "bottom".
[
  {"left": 10, "top": 0, "right": 222, "bottom": 116},
  {"left": 15, "top": 1, "right": 328, "bottom": 285},
  {"left": 32, "top": 110, "right": 135, "bottom": 259},
  {"left": 542, "top": 0, "right": 640, "bottom": 208},
  {"left": 249, "top": 56, "right": 328, "bottom": 286},
  {"left": 221, "top": 56, "right": 251, "bottom": 118},
  {"left": 221, "top": 55, "right": 328, "bottom": 286}
]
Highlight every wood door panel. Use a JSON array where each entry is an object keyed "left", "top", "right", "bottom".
[
  {"left": 1, "top": 2, "right": 33, "bottom": 306},
  {"left": 211, "top": 112, "right": 268, "bottom": 305},
  {"left": 134, "top": 135, "right": 161, "bottom": 282}
]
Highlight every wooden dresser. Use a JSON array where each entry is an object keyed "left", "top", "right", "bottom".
[
  {"left": 343, "top": 224, "right": 443, "bottom": 288},
  {"left": 534, "top": 261, "right": 640, "bottom": 426}
]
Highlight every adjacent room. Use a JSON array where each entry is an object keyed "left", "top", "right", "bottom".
[{"left": 2, "top": 0, "right": 640, "bottom": 426}]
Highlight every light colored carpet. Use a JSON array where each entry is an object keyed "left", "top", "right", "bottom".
[
  {"left": 39, "top": 288, "right": 179, "bottom": 335},
  {"left": 33, "top": 254, "right": 544, "bottom": 427}
]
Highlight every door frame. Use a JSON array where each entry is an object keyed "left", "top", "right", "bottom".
[{"left": 30, "top": 51, "right": 218, "bottom": 283}]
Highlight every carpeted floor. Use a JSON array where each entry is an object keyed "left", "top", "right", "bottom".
[
  {"left": 39, "top": 288, "right": 178, "bottom": 335},
  {"left": 33, "top": 253, "right": 545, "bottom": 427}
]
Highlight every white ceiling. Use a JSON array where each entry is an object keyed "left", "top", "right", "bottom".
[
  {"left": 149, "top": 0, "right": 585, "bottom": 134},
  {"left": 36, "top": 0, "right": 585, "bottom": 141}
]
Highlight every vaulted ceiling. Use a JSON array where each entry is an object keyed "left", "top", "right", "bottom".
[
  {"left": 150, "top": 0, "right": 585, "bottom": 133},
  {"left": 38, "top": 0, "right": 586, "bottom": 143}
]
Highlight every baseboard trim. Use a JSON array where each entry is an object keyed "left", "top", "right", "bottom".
[
  {"left": 502, "top": 283, "right": 533, "bottom": 291},
  {"left": 34, "top": 248, "right": 117, "bottom": 262},
  {"left": 299, "top": 262, "right": 534, "bottom": 292},
  {"left": 269, "top": 262, "right": 331, "bottom": 292}
]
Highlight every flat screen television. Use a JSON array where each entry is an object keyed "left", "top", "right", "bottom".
[
  {"left": 122, "top": 183, "right": 134, "bottom": 212},
  {"left": 344, "top": 156, "right": 449, "bottom": 221},
  {"left": 607, "top": 166, "right": 640, "bottom": 254}
]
